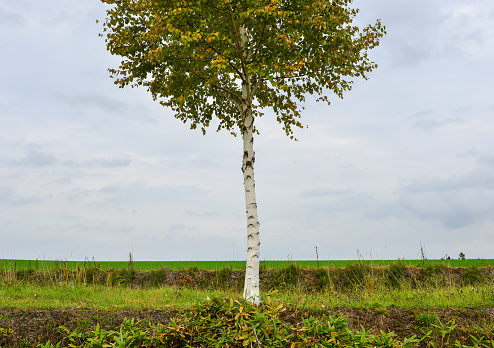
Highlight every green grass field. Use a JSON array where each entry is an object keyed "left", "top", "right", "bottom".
[
  {"left": 2, "top": 280, "right": 493, "bottom": 310},
  {"left": 2, "top": 258, "right": 493, "bottom": 271}
]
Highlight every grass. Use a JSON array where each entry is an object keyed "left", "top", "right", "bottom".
[
  {"left": 2, "top": 260, "right": 494, "bottom": 347},
  {"left": 2, "top": 280, "right": 494, "bottom": 347},
  {"left": 2, "top": 258, "right": 494, "bottom": 271},
  {"left": 1, "top": 279, "right": 493, "bottom": 310},
  {"left": 0, "top": 281, "right": 236, "bottom": 310}
]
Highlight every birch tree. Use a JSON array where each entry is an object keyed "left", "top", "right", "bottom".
[{"left": 99, "top": 0, "right": 385, "bottom": 304}]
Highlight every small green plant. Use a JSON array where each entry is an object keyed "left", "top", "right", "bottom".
[
  {"left": 79, "top": 265, "right": 103, "bottom": 285},
  {"left": 37, "top": 340, "right": 61, "bottom": 348},
  {"left": 421, "top": 262, "right": 449, "bottom": 286},
  {"left": 273, "top": 262, "right": 300, "bottom": 288},
  {"left": 188, "top": 265, "right": 200, "bottom": 273},
  {"left": 460, "top": 265, "right": 484, "bottom": 286},
  {"left": 216, "top": 265, "right": 232, "bottom": 284},
  {"left": 315, "top": 267, "right": 331, "bottom": 289},
  {"left": 149, "top": 267, "right": 168, "bottom": 287},
  {"left": 340, "top": 261, "right": 372, "bottom": 288},
  {"left": 15, "top": 268, "right": 34, "bottom": 281},
  {"left": 259, "top": 261, "right": 267, "bottom": 274},
  {"left": 58, "top": 297, "right": 410, "bottom": 347},
  {"left": 415, "top": 312, "right": 437, "bottom": 328},
  {"left": 115, "top": 266, "right": 136, "bottom": 286},
  {"left": 385, "top": 259, "right": 407, "bottom": 288}
]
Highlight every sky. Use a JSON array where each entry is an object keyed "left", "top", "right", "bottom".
[{"left": 1, "top": 0, "right": 493, "bottom": 262}]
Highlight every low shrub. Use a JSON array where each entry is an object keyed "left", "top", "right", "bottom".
[{"left": 59, "top": 296, "right": 414, "bottom": 348}]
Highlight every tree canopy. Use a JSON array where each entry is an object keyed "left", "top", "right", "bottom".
[{"left": 100, "top": 0, "right": 385, "bottom": 138}]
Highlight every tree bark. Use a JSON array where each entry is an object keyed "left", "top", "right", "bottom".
[
  {"left": 240, "top": 25, "right": 261, "bottom": 305},
  {"left": 242, "top": 105, "right": 260, "bottom": 305}
]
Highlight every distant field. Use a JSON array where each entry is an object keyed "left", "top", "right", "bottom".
[{"left": 1, "top": 258, "right": 493, "bottom": 271}]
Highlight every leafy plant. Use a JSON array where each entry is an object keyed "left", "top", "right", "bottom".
[
  {"left": 60, "top": 296, "right": 410, "bottom": 347},
  {"left": 415, "top": 312, "right": 436, "bottom": 328},
  {"left": 37, "top": 340, "right": 61, "bottom": 348}
]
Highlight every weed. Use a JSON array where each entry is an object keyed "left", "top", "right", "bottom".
[
  {"left": 115, "top": 266, "right": 136, "bottom": 286},
  {"left": 259, "top": 261, "right": 267, "bottom": 274},
  {"left": 422, "top": 262, "right": 448, "bottom": 277},
  {"left": 315, "top": 267, "right": 331, "bottom": 289},
  {"left": 273, "top": 262, "right": 300, "bottom": 288},
  {"left": 340, "top": 261, "right": 372, "bottom": 288},
  {"left": 216, "top": 265, "right": 232, "bottom": 284},
  {"left": 460, "top": 265, "right": 485, "bottom": 286},
  {"left": 58, "top": 297, "right": 410, "bottom": 347},
  {"left": 149, "top": 267, "right": 168, "bottom": 287},
  {"left": 15, "top": 268, "right": 34, "bottom": 281},
  {"left": 38, "top": 339, "right": 62, "bottom": 348},
  {"left": 79, "top": 265, "right": 103, "bottom": 285},
  {"left": 188, "top": 265, "right": 200, "bottom": 273},
  {"left": 415, "top": 312, "right": 436, "bottom": 328},
  {"left": 385, "top": 259, "right": 407, "bottom": 288},
  {"left": 421, "top": 262, "right": 449, "bottom": 287}
]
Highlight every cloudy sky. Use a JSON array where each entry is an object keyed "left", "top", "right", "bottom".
[{"left": 1, "top": 0, "right": 493, "bottom": 262}]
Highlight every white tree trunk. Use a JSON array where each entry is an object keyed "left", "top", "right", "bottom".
[
  {"left": 242, "top": 108, "right": 261, "bottom": 305},
  {"left": 239, "top": 25, "right": 261, "bottom": 305}
]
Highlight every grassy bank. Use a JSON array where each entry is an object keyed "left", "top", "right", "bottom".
[
  {"left": 2, "top": 261, "right": 494, "bottom": 347},
  {"left": 1, "top": 285, "right": 494, "bottom": 347},
  {"left": 1, "top": 279, "right": 494, "bottom": 310},
  {"left": 2, "top": 258, "right": 494, "bottom": 271}
]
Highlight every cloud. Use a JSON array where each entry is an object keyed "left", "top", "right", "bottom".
[
  {"left": 10, "top": 144, "right": 57, "bottom": 167},
  {"left": 96, "top": 182, "right": 206, "bottom": 205},
  {"left": 54, "top": 92, "right": 129, "bottom": 113},
  {"left": 478, "top": 155, "right": 494, "bottom": 166},
  {"left": 295, "top": 160, "right": 494, "bottom": 232},
  {"left": 456, "top": 148, "right": 479, "bottom": 158},
  {"left": 401, "top": 166, "right": 494, "bottom": 193},
  {"left": 411, "top": 117, "right": 466, "bottom": 131},
  {"left": 0, "top": 186, "right": 40, "bottom": 206},
  {"left": 299, "top": 188, "right": 354, "bottom": 198},
  {"left": 62, "top": 157, "right": 132, "bottom": 168},
  {"left": 396, "top": 192, "right": 487, "bottom": 229},
  {"left": 11, "top": 195, "right": 41, "bottom": 206},
  {"left": 0, "top": 187, "right": 14, "bottom": 205},
  {"left": 365, "top": 0, "right": 494, "bottom": 67},
  {"left": 410, "top": 110, "right": 434, "bottom": 118},
  {"left": 0, "top": 8, "right": 26, "bottom": 27},
  {"left": 439, "top": 3, "right": 494, "bottom": 61},
  {"left": 397, "top": 164, "right": 494, "bottom": 228}
]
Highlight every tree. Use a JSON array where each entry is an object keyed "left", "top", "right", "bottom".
[{"left": 99, "top": 0, "right": 385, "bottom": 304}]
